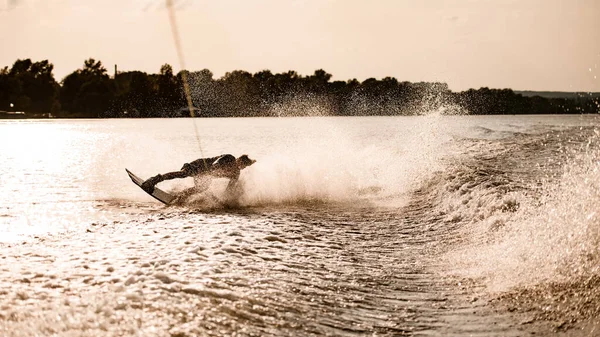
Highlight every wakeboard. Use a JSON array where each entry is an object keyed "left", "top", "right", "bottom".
[{"left": 126, "top": 169, "right": 176, "bottom": 205}]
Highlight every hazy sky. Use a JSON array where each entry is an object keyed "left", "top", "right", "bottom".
[{"left": 1, "top": 0, "right": 599, "bottom": 91}]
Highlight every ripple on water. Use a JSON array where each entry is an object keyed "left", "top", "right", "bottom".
[{"left": 0, "top": 204, "right": 559, "bottom": 336}]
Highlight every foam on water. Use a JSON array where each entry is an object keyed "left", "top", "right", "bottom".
[
  {"left": 3, "top": 115, "right": 599, "bottom": 336},
  {"left": 443, "top": 127, "right": 600, "bottom": 292}
]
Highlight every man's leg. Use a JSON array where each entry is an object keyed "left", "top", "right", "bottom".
[
  {"left": 141, "top": 170, "right": 189, "bottom": 193},
  {"left": 171, "top": 186, "right": 197, "bottom": 204},
  {"left": 171, "top": 174, "right": 213, "bottom": 204}
]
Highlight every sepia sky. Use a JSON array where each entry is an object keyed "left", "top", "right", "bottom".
[{"left": 1, "top": 0, "right": 599, "bottom": 92}]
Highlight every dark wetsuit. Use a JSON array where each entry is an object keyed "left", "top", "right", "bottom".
[
  {"left": 142, "top": 154, "right": 243, "bottom": 195},
  {"left": 182, "top": 154, "right": 237, "bottom": 176},
  {"left": 184, "top": 154, "right": 240, "bottom": 194}
]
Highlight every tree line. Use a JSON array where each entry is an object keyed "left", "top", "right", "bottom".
[{"left": 0, "top": 58, "right": 598, "bottom": 118}]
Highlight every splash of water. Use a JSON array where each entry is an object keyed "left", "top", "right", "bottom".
[
  {"left": 174, "top": 110, "right": 460, "bottom": 209},
  {"left": 445, "top": 129, "right": 600, "bottom": 291}
]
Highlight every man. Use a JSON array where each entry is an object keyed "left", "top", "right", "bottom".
[{"left": 141, "top": 154, "right": 256, "bottom": 197}]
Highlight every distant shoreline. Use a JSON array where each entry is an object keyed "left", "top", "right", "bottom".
[
  {"left": 2, "top": 58, "right": 599, "bottom": 118},
  {"left": 2, "top": 113, "right": 599, "bottom": 121},
  {"left": 515, "top": 91, "right": 600, "bottom": 99}
]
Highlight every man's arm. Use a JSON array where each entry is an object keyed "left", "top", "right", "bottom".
[
  {"left": 224, "top": 171, "right": 241, "bottom": 199},
  {"left": 225, "top": 176, "right": 239, "bottom": 193}
]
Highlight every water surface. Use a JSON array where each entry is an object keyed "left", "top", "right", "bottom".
[{"left": 1, "top": 115, "right": 599, "bottom": 336}]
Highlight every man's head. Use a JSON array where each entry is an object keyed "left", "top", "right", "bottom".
[{"left": 236, "top": 154, "right": 256, "bottom": 169}]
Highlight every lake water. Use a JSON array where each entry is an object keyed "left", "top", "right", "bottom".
[{"left": 0, "top": 115, "right": 599, "bottom": 336}]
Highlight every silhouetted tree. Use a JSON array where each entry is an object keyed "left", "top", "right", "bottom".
[
  {"left": 61, "top": 58, "right": 113, "bottom": 117},
  {"left": 0, "top": 59, "right": 60, "bottom": 115},
  {"left": 186, "top": 69, "right": 217, "bottom": 117},
  {"left": 2, "top": 57, "right": 598, "bottom": 118},
  {"left": 304, "top": 69, "right": 332, "bottom": 93},
  {"left": 157, "top": 64, "right": 181, "bottom": 115},
  {"left": 218, "top": 70, "right": 262, "bottom": 117},
  {"left": 0, "top": 66, "right": 19, "bottom": 111}
]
